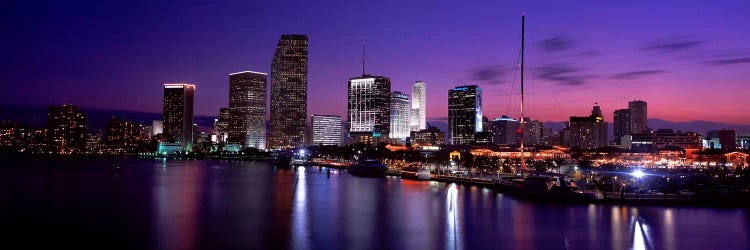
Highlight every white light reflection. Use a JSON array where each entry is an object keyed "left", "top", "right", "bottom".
[
  {"left": 446, "top": 183, "right": 461, "bottom": 250},
  {"left": 292, "top": 166, "right": 310, "bottom": 249},
  {"left": 633, "top": 217, "right": 648, "bottom": 250}
]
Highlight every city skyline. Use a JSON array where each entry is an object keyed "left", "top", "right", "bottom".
[{"left": 1, "top": 1, "right": 749, "bottom": 125}]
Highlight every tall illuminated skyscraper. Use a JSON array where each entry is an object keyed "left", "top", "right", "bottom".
[
  {"left": 410, "top": 81, "right": 426, "bottom": 132},
  {"left": 162, "top": 83, "right": 195, "bottom": 151},
  {"left": 269, "top": 34, "right": 308, "bottom": 149},
  {"left": 348, "top": 75, "right": 391, "bottom": 143},
  {"left": 448, "top": 85, "right": 482, "bottom": 145},
  {"left": 390, "top": 91, "right": 410, "bottom": 141},
  {"left": 228, "top": 71, "right": 267, "bottom": 150}
]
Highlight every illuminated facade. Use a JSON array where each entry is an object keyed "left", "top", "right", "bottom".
[
  {"left": 163, "top": 83, "right": 195, "bottom": 151},
  {"left": 212, "top": 108, "right": 230, "bottom": 143},
  {"left": 106, "top": 117, "right": 140, "bottom": 151},
  {"left": 492, "top": 115, "right": 519, "bottom": 145},
  {"left": 269, "top": 34, "right": 308, "bottom": 149},
  {"left": 152, "top": 120, "right": 163, "bottom": 136},
  {"left": 348, "top": 75, "right": 391, "bottom": 141},
  {"left": 228, "top": 71, "right": 267, "bottom": 150},
  {"left": 448, "top": 85, "right": 482, "bottom": 145},
  {"left": 47, "top": 104, "right": 88, "bottom": 153},
  {"left": 311, "top": 115, "right": 342, "bottom": 146},
  {"left": 523, "top": 118, "right": 543, "bottom": 145},
  {"left": 390, "top": 91, "right": 410, "bottom": 141},
  {"left": 410, "top": 126, "right": 445, "bottom": 146},
  {"left": 410, "top": 81, "right": 426, "bottom": 132},
  {"left": 569, "top": 104, "right": 608, "bottom": 149}
]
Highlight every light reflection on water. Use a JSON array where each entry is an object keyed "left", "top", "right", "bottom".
[{"left": 1, "top": 158, "right": 748, "bottom": 250}]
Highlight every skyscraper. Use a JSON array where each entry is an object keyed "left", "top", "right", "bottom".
[
  {"left": 348, "top": 75, "right": 391, "bottom": 143},
  {"left": 162, "top": 83, "right": 195, "bottom": 151},
  {"left": 613, "top": 108, "right": 632, "bottom": 144},
  {"left": 448, "top": 85, "right": 482, "bottom": 145},
  {"left": 629, "top": 100, "right": 648, "bottom": 134},
  {"left": 269, "top": 34, "right": 308, "bottom": 149},
  {"left": 311, "top": 115, "right": 342, "bottom": 146},
  {"left": 492, "top": 115, "right": 519, "bottom": 145},
  {"left": 47, "top": 104, "right": 88, "bottom": 153},
  {"left": 569, "top": 104, "right": 608, "bottom": 149},
  {"left": 410, "top": 81, "right": 426, "bottom": 132},
  {"left": 228, "top": 71, "right": 267, "bottom": 150},
  {"left": 212, "top": 108, "right": 230, "bottom": 143},
  {"left": 390, "top": 91, "right": 410, "bottom": 141}
]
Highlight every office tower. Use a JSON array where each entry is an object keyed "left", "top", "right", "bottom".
[
  {"left": 629, "top": 100, "right": 648, "bottom": 133},
  {"left": 492, "top": 115, "right": 519, "bottom": 145},
  {"left": 212, "top": 108, "right": 230, "bottom": 143},
  {"left": 106, "top": 117, "right": 139, "bottom": 151},
  {"left": 163, "top": 83, "right": 195, "bottom": 151},
  {"left": 390, "top": 91, "right": 410, "bottom": 141},
  {"left": 632, "top": 129, "right": 703, "bottom": 152},
  {"left": 523, "top": 118, "right": 543, "bottom": 145},
  {"left": 269, "top": 34, "right": 308, "bottom": 149},
  {"left": 410, "top": 126, "right": 446, "bottom": 146},
  {"left": 152, "top": 120, "right": 163, "bottom": 136},
  {"left": 569, "top": 104, "right": 608, "bottom": 149},
  {"left": 311, "top": 115, "right": 343, "bottom": 146},
  {"left": 228, "top": 71, "right": 267, "bottom": 150},
  {"left": 348, "top": 75, "right": 391, "bottom": 143},
  {"left": 448, "top": 85, "right": 482, "bottom": 145},
  {"left": 613, "top": 109, "right": 632, "bottom": 144},
  {"left": 410, "top": 81, "right": 426, "bottom": 131},
  {"left": 47, "top": 104, "right": 88, "bottom": 153}
]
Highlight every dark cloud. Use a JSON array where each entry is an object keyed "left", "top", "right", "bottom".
[
  {"left": 467, "top": 65, "right": 508, "bottom": 85},
  {"left": 704, "top": 57, "right": 750, "bottom": 66},
  {"left": 610, "top": 70, "right": 664, "bottom": 80},
  {"left": 538, "top": 36, "right": 575, "bottom": 52},
  {"left": 643, "top": 36, "right": 705, "bottom": 53},
  {"left": 536, "top": 64, "right": 590, "bottom": 86}
]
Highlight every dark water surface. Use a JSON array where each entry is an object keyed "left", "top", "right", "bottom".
[{"left": 1, "top": 158, "right": 748, "bottom": 250}]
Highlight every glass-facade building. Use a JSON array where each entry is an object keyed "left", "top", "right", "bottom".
[
  {"left": 448, "top": 85, "right": 482, "bottom": 145},
  {"left": 390, "top": 91, "right": 410, "bottom": 141},
  {"left": 348, "top": 75, "right": 391, "bottom": 141},
  {"left": 269, "top": 34, "right": 308, "bottom": 149},
  {"left": 228, "top": 71, "right": 267, "bottom": 150},
  {"left": 311, "top": 115, "right": 342, "bottom": 146},
  {"left": 162, "top": 83, "right": 195, "bottom": 151},
  {"left": 410, "top": 81, "right": 426, "bottom": 132}
]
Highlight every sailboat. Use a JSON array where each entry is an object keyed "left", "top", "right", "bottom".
[{"left": 495, "top": 14, "right": 603, "bottom": 202}]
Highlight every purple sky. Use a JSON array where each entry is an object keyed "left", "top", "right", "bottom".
[{"left": 2, "top": 0, "right": 749, "bottom": 124}]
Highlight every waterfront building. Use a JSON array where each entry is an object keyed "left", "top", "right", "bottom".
[
  {"left": 47, "top": 104, "right": 88, "bottom": 153},
  {"left": 269, "top": 34, "right": 308, "bottom": 149},
  {"left": 106, "top": 117, "right": 139, "bottom": 151},
  {"left": 212, "top": 108, "right": 230, "bottom": 143},
  {"left": 737, "top": 133, "right": 750, "bottom": 149},
  {"left": 228, "top": 71, "right": 267, "bottom": 150},
  {"left": 410, "top": 126, "right": 445, "bottom": 146},
  {"left": 0, "top": 121, "right": 32, "bottom": 151},
  {"left": 569, "top": 104, "right": 608, "bottom": 150},
  {"left": 629, "top": 100, "right": 648, "bottom": 134},
  {"left": 703, "top": 137, "right": 722, "bottom": 150},
  {"left": 152, "top": 120, "right": 163, "bottom": 136},
  {"left": 448, "top": 85, "right": 482, "bottom": 145},
  {"left": 348, "top": 75, "right": 391, "bottom": 143},
  {"left": 410, "top": 81, "right": 426, "bottom": 132},
  {"left": 492, "top": 116, "right": 519, "bottom": 145},
  {"left": 162, "top": 83, "right": 195, "bottom": 151},
  {"left": 390, "top": 91, "right": 410, "bottom": 142},
  {"left": 632, "top": 129, "right": 703, "bottom": 152},
  {"left": 311, "top": 115, "right": 342, "bottom": 146}
]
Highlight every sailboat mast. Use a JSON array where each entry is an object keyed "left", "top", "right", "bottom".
[{"left": 520, "top": 14, "right": 526, "bottom": 171}]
